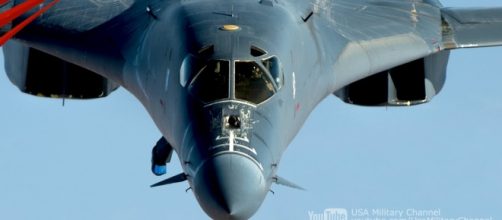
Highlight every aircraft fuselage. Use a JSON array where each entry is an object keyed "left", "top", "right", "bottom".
[
  {"left": 4, "top": 0, "right": 458, "bottom": 219},
  {"left": 120, "top": 1, "right": 338, "bottom": 218}
]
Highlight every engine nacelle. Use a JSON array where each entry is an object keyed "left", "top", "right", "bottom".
[
  {"left": 3, "top": 41, "right": 118, "bottom": 99},
  {"left": 335, "top": 51, "right": 450, "bottom": 106}
]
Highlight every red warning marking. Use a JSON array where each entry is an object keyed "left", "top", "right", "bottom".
[
  {"left": 0, "top": 0, "right": 59, "bottom": 46},
  {"left": 0, "top": 0, "right": 45, "bottom": 27}
]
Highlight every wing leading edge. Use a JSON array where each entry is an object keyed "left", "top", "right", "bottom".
[{"left": 441, "top": 7, "right": 502, "bottom": 49}]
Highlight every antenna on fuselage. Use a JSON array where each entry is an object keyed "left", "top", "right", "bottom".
[{"left": 146, "top": 5, "right": 158, "bottom": 20}]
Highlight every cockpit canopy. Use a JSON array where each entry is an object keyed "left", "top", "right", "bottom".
[
  {"left": 234, "top": 61, "right": 275, "bottom": 104},
  {"left": 185, "top": 56, "right": 283, "bottom": 105},
  {"left": 189, "top": 60, "right": 230, "bottom": 103}
]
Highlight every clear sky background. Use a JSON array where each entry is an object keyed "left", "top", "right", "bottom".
[{"left": 1, "top": 1, "right": 502, "bottom": 219}]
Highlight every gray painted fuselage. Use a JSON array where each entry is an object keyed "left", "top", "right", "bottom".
[
  {"left": 125, "top": 2, "right": 333, "bottom": 218},
  {"left": 8, "top": 0, "right": 492, "bottom": 219},
  {"left": 118, "top": 1, "right": 445, "bottom": 218}
]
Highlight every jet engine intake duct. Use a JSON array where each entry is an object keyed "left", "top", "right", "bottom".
[
  {"left": 335, "top": 51, "right": 449, "bottom": 106},
  {"left": 389, "top": 59, "right": 426, "bottom": 101},
  {"left": 3, "top": 41, "right": 118, "bottom": 99}
]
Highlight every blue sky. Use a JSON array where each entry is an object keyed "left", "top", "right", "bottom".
[{"left": 1, "top": 1, "right": 502, "bottom": 219}]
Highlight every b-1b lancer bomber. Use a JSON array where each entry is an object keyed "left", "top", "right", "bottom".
[{"left": 1, "top": 0, "right": 502, "bottom": 219}]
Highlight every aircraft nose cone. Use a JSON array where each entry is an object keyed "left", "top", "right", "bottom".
[{"left": 193, "top": 153, "right": 267, "bottom": 220}]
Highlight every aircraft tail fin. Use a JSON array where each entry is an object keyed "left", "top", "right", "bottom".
[{"left": 441, "top": 7, "right": 502, "bottom": 49}]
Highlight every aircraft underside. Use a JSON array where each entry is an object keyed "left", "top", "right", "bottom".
[{"left": 1, "top": 0, "right": 502, "bottom": 219}]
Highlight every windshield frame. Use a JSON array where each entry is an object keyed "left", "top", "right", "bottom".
[
  {"left": 187, "top": 56, "right": 284, "bottom": 105},
  {"left": 232, "top": 60, "right": 277, "bottom": 105},
  {"left": 188, "top": 59, "right": 231, "bottom": 103}
]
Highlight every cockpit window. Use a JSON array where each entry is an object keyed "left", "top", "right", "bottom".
[
  {"left": 250, "top": 46, "right": 266, "bottom": 57},
  {"left": 180, "top": 55, "right": 195, "bottom": 87},
  {"left": 188, "top": 60, "right": 229, "bottom": 103},
  {"left": 235, "top": 62, "right": 275, "bottom": 104},
  {"left": 262, "top": 56, "right": 283, "bottom": 89}
]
